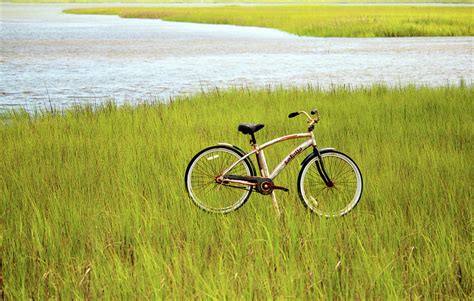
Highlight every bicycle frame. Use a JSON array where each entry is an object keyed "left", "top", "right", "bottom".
[
  {"left": 185, "top": 109, "right": 363, "bottom": 217},
  {"left": 218, "top": 132, "right": 317, "bottom": 185}
]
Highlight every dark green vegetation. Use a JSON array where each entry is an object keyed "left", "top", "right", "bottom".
[
  {"left": 65, "top": 5, "right": 474, "bottom": 37},
  {"left": 2, "top": 85, "right": 472, "bottom": 298}
]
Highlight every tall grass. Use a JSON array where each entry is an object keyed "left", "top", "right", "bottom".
[
  {"left": 1, "top": 85, "right": 472, "bottom": 299},
  {"left": 12, "top": 0, "right": 474, "bottom": 3},
  {"left": 65, "top": 5, "right": 474, "bottom": 37}
]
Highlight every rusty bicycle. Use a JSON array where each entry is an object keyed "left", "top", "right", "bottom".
[{"left": 184, "top": 109, "right": 363, "bottom": 217}]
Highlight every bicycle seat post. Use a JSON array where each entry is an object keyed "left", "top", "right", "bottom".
[{"left": 250, "top": 133, "right": 257, "bottom": 146}]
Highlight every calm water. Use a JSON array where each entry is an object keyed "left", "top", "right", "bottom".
[{"left": 1, "top": 4, "right": 473, "bottom": 111}]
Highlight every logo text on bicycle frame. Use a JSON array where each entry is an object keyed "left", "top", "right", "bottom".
[{"left": 284, "top": 147, "right": 303, "bottom": 165}]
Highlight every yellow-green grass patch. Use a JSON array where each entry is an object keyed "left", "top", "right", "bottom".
[
  {"left": 65, "top": 5, "right": 474, "bottom": 37},
  {"left": 2, "top": 84, "right": 472, "bottom": 299}
]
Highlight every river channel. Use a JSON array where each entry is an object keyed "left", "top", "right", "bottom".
[{"left": 1, "top": 3, "right": 473, "bottom": 111}]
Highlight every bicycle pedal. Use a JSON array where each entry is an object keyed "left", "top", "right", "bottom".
[{"left": 273, "top": 185, "right": 289, "bottom": 192}]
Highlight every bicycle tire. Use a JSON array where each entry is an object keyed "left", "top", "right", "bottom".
[
  {"left": 297, "top": 150, "right": 363, "bottom": 217},
  {"left": 185, "top": 145, "right": 254, "bottom": 214}
]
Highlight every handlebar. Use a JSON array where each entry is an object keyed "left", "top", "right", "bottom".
[{"left": 288, "top": 108, "right": 320, "bottom": 126}]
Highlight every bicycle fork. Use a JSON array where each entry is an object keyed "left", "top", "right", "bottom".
[{"left": 314, "top": 148, "right": 334, "bottom": 187}]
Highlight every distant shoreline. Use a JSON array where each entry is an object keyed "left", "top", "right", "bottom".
[
  {"left": 8, "top": 1, "right": 474, "bottom": 5},
  {"left": 64, "top": 5, "right": 474, "bottom": 38}
]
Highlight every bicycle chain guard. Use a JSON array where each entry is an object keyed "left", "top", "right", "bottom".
[{"left": 222, "top": 175, "right": 289, "bottom": 195}]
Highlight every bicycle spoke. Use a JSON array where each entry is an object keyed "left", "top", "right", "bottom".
[
  {"left": 299, "top": 151, "right": 362, "bottom": 217},
  {"left": 186, "top": 147, "right": 253, "bottom": 213}
]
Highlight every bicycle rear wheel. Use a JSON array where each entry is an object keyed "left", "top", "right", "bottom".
[
  {"left": 185, "top": 145, "right": 254, "bottom": 214},
  {"left": 298, "top": 150, "right": 363, "bottom": 217}
]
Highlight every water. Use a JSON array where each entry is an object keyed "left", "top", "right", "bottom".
[{"left": 1, "top": 4, "right": 473, "bottom": 111}]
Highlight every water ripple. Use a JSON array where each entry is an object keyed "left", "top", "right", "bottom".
[{"left": 1, "top": 3, "right": 473, "bottom": 111}]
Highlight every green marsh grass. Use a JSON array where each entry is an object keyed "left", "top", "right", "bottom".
[
  {"left": 1, "top": 85, "right": 472, "bottom": 298},
  {"left": 13, "top": 0, "right": 474, "bottom": 3},
  {"left": 65, "top": 5, "right": 474, "bottom": 37}
]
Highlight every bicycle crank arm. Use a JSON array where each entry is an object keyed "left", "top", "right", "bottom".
[{"left": 272, "top": 185, "right": 289, "bottom": 192}]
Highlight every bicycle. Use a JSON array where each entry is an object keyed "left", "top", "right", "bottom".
[{"left": 184, "top": 109, "right": 363, "bottom": 217}]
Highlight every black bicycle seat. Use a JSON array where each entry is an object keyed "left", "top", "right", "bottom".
[{"left": 238, "top": 123, "right": 265, "bottom": 135}]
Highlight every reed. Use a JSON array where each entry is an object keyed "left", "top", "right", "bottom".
[{"left": 12, "top": 0, "right": 474, "bottom": 3}]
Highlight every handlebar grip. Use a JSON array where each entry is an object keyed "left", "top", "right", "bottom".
[
  {"left": 310, "top": 109, "right": 318, "bottom": 115},
  {"left": 288, "top": 112, "right": 299, "bottom": 118}
]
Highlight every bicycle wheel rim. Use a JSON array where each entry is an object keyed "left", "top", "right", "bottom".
[
  {"left": 186, "top": 147, "right": 252, "bottom": 213},
  {"left": 299, "top": 151, "right": 362, "bottom": 217}
]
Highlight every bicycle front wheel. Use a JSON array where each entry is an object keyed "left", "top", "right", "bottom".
[
  {"left": 298, "top": 150, "right": 363, "bottom": 217},
  {"left": 185, "top": 145, "right": 254, "bottom": 214}
]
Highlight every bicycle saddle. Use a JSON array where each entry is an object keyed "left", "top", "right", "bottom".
[{"left": 238, "top": 123, "right": 265, "bottom": 135}]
